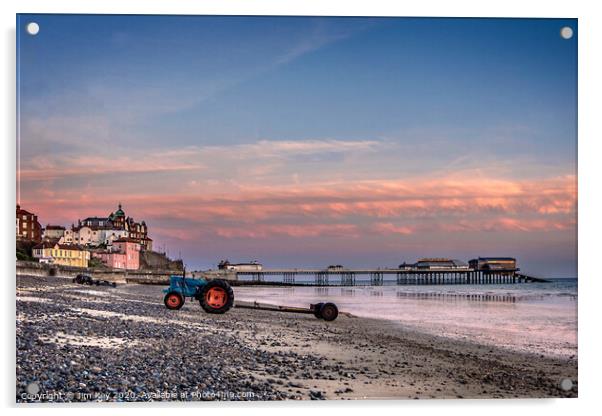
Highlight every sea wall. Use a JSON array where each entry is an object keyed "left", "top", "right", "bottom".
[{"left": 16, "top": 260, "right": 182, "bottom": 284}]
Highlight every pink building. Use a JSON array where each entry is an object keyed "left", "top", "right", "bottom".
[{"left": 94, "top": 237, "right": 140, "bottom": 270}]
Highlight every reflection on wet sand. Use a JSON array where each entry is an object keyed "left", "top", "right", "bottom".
[
  {"left": 395, "top": 291, "right": 517, "bottom": 303},
  {"left": 310, "top": 287, "right": 576, "bottom": 304}
]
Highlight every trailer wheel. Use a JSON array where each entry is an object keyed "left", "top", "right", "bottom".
[
  {"left": 199, "top": 280, "right": 234, "bottom": 314},
  {"left": 320, "top": 302, "right": 339, "bottom": 321},
  {"left": 310, "top": 303, "right": 324, "bottom": 319},
  {"left": 164, "top": 292, "right": 185, "bottom": 310}
]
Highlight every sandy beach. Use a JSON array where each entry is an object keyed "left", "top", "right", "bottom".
[{"left": 16, "top": 275, "right": 577, "bottom": 402}]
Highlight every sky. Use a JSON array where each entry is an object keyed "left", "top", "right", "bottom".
[{"left": 16, "top": 15, "right": 577, "bottom": 277}]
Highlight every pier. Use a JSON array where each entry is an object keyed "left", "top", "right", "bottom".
[{"left": 231, "top": 268, "right": 548, "bottom": 286}]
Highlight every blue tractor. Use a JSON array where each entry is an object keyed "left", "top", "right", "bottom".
[{"left": 163, "top": 275, "right": 234, "bottom": 314}]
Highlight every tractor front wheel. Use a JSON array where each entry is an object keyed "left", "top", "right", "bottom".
[
  {"left": 199, "top": 280, "right": 234, "bottom": 314},
  {"left": 164, "top": 292, "right": 185, "bottom": 310}
]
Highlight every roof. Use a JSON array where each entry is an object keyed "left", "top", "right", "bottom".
[
  {"left": 81, "top": 216, "right": 111, "bottom": 223},
  {"left": 33, "top": 242, "right": 86, "bottom": 251},
  {"left": 45, "top": 225, "right": 65, "bottom": 230},
  {"left": 113, "top": 203, "right": 125, "bottom": 217},
  {"left": 113, "top": 237, "right": 140, "bottom": 243},
  {"left": 414, "top": 259, "right": 469, "bottom": 268},
  {"left": 16, "top": 205, "right": 35, "bottom": 216},
  {"left": 416, "top": 260, "right": 454, "bottom": 266},
  {"left": 475, "top": 257, "right": 516, "bottom": 261},
  {"left": 33, "top": 241, "right": 56, "bottom": 249},
  {"left": 57, "top": 244, "right": 87, "bottom": 251},
  {"left": 417, "top": 258, "right": 453, "bottom": 263},
  {"left": 76, "top": 224, "right": 118, "bottom": 231}
]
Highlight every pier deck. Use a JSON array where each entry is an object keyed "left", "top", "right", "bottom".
[{"left": 232, "top": 268, "right": 547, "bottom": 286}]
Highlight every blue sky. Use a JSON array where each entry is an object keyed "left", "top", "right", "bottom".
[{"left": 17, "top": 15, "right": 577, "bottom": 276}]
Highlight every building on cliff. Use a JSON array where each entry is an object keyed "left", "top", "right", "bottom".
[
  {"left": 16, "top": 205, "right": 42, "bottom": 243},
  {"left": 32, "top": 241, "right": 90, "bottom": 268},
  {"left": 93, "top": 237, "right": 140, "bottom": 270}
]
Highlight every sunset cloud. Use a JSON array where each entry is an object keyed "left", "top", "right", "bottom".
[{"left": 23, "top": 174, "right": 576, "bottom": 243}]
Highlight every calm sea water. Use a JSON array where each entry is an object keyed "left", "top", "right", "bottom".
[{"left": 234, "top": 279, "right": 577, "bottom": 358}]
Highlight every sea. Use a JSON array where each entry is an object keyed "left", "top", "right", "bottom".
[{"left": 234, "top": 278, "right": 577, "bottom": 359}]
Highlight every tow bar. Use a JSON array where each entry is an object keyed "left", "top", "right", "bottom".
[{"left": 235, "top": 301, "right": 341, "bottom": 321}]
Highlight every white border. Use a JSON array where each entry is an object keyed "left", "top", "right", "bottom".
[{"left": 2, "top": 1, "right": 600, "bottom": 415}]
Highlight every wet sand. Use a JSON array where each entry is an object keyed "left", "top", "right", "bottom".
[{"left": 16, "top": 275, "right": 577, "bottom": 402}]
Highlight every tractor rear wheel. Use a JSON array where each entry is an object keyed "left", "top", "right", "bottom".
[
  {"left": 320, "top": 302, "right": 339, "bottom": 321},
  {"left": 164, "top": 292, "right": 185, "bottom": 310},
  {"left": 199, "top": 280, "right": 234, "bottom": 314}
]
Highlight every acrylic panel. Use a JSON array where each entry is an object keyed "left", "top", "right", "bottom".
[{"left": 16, "top": 14, "right": 577, "bottom": 402}]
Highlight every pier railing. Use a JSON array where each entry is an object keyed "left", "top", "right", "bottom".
[{"left": 234, "top": 268, "right": 548, "bottom": 286}]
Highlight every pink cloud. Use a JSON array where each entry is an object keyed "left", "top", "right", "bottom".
[
  {"left": 20, "top": 175, "right": 576, "bottom": 242},
  {"left": 214, "top": 224, "right": 359, "bottom": 239},
  {"left": 437, "top": 217, "right": 576, "bottom": 233},
  {"left": 373, "top": 223, "right": 415, "bottom": 235}
]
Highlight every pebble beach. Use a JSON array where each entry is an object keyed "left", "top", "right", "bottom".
[{"left": 16, "top": 275, "right": 578, "bottom": 402}]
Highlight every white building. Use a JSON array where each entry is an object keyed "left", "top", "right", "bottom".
[
  {"left": 43, "top": 225, "right": 66, "bottom": 240},
  {"left": 61, "top": 226, "right": 128, "bottom": 247},
  {"left": 218, "top": 260, "right": 263, "bottom": 272}
]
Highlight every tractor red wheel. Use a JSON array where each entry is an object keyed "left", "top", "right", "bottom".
[
  {"left": 164, "top": 292, "right": 184, "bottom": 310},
  {"left": 199, "top": 280, "right": 234, "bottom": 314}
]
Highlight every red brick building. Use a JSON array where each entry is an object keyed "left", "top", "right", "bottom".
[{"left": 16, "top": 205, "right": 42, "bottom": 242}]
